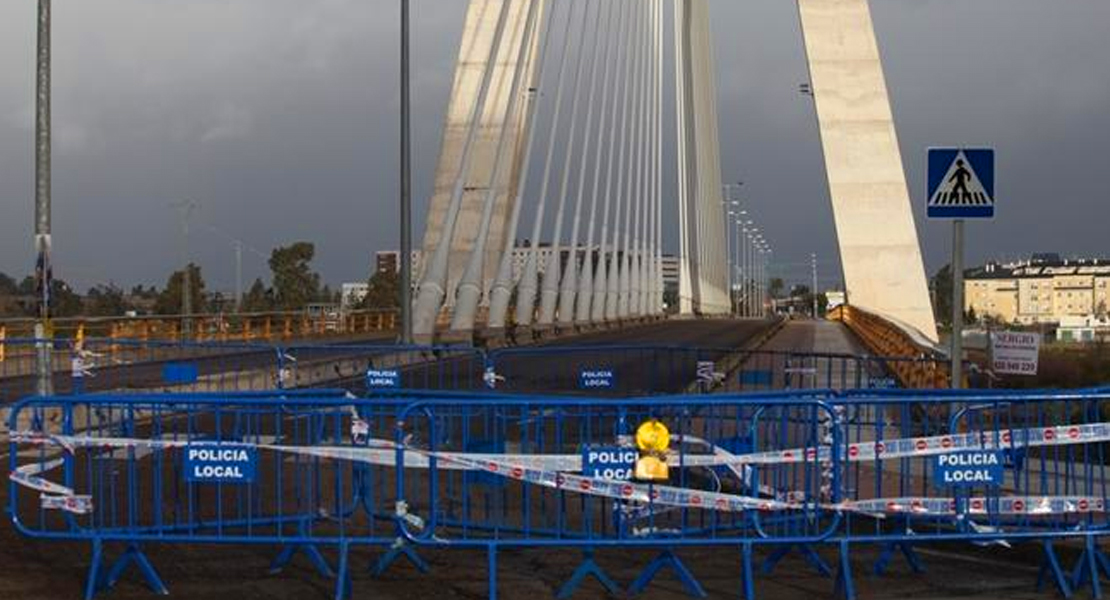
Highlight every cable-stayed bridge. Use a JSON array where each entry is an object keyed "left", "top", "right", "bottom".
[{"left": 410, "top": 0, "right": 937, "bottom": 353}]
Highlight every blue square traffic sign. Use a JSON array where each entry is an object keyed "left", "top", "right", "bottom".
[{"left": 927, "top": 148, "right": 995, "bottom": 219}]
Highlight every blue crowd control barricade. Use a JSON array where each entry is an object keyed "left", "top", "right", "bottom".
[
  {"left": 7, "top": 392, "right": 414, "bottom": 599},
  {"left": 486, "top": 345, "right": 942, "bottom": 396},
  {"left": 10, "top": 385, "right": 1110, "bottom": 600},
  {"left": 281, "top": 343, "right": 487, "bottom": 395},
  {"left": 393, "top": 392, "right": 842, "bottom": 599},
  {"left": 0, "top": 338, "right": 286, "bottom": 404},
  {"left": 0, "top": 339, "right": 488, "bottom": 406},
  {"left": 488, "top": 345, "right": 705, "bottom": 396},
  {"left": 825, "top": 390, "right": 1110, "bottom": 599}
]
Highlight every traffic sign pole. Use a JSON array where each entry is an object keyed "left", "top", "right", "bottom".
[{"left": 951, "top": 219, "right": 964, "bottom": 389}]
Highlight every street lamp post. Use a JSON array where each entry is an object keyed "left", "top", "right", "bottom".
[
  {"left": 34, "top": 0, "right": 53, "bottom": 396},
  {"left": 723, "top": 182, "right": 743, "bottom": 315},
  {"left": 811, "top": 252, "right": 819, "bottom": 318},
  {"left": 399, "top": 0, "right": 414, "bottom": 344}
]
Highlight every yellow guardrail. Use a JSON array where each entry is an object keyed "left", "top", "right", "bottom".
[
  {"left": 0, "top": 309, "right": 398, "bottom": 351},
  {"left": 828, "top": 305, "right": 961, "bottom": 389}
]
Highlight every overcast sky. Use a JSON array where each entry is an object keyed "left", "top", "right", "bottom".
[{"left": 1, "top": 0, "right": 1108, "bottom": 293}]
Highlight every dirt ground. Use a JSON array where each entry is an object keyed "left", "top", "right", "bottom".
[{"left": 0, "top": 521, "right": 1090, "bottom": 600}]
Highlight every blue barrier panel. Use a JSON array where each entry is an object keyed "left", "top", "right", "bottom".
[
  {"left": 7, "top": 391, "right": 415, "bottom": 600},
  {"left": 9, "top": 387, "right": 1110, "bottom": 600},
  {"left": 393, "top": 391, "right": 842, "bottom": 598},
  {"left": 486, "top": 345, "right": 952, "bottom": 396},
  {"left": 0, "top": 339, "right": 488, "bottom": 405},
  {"left": 161, "top": 362, "right": 199, "bottom": 385}
]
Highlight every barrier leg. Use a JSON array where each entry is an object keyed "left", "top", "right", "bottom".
[
  {"left": 84, "top": 538, "right": 104, "bottom": 600},
  {"left": 832, "top": 541, "right": 856, "bottom": 600},
  {"left": 270, "top": 542, "right": 334, "bottom": 578},
  {"left": 763, "top": 544, "right": 832, "bottom": 577},
  {"left": 488, "top": 545, "right": 498, "bottom": 600},
  {"left": 555, "top": 549, "right": 621, "bottom": 599},
  {"left": 270, "top": 520, "right": 334, "bottom": 578},
  {"left": 101, "top": 543, "right": 168, "bottom": 595},
  {"left": 740, "top": 542, "right": 756, "bottom": 600},
  {"left": 334, "top": 542, "right": 351, "bottom": 600},
  {"left": 627, "top": 548, "right": 707, "bottom": 598},
  {"left": 1037, "top": 539, "right": 1073, "bottom": 598},
  {"left": 372, "top": 536, "right": 430, "bottom": 577},
  {"left": 874, "top": 541, "right": 924, "bottom": 575},
  {"left": 1072, "top": 534, "right": 1103, "bottom": 599}
]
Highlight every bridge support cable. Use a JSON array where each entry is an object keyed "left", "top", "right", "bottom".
[
  {"left": 637, "top": 0, "right": 651, "bottom": 317},
  {"left": 617, "top": 0, "right": 648, "bottom": 320},
  {"left": 487, "top": 0, "right": 560, "bottom": 331},
  {"left": 604, "top": 0, "right": 643, "bottom": 322},
  {"left": 673, "top": 0, "right": 694, "bottom": 315},
  {"left": 629, "top": 0, "right": 649, "bottom": 318},
  {"left": 412, "top": 0, "right": 515, "bottom": 339},
  {"left": 674, "top": 0, "right": 729, "bottom": 315},
  {"left": 574, "top": 0, "right": 623, "bottom": 324},
  {"left": 589, "top": 0, "right": 632, "bottom": 324},
  {"left": 515, "top": 0, "right": 581, "bottom": 328},
  {"left": 449, "top": 0, "right": 543, "bottom": 334},
  {"left": 555, "top": 0, "right": 614, "bottom": 326},
  {"left": 536, "top": 0, "right": 597, "bottom": 327},
  {"left": 648, "top": 0, "right": 664, "bottom": 316}
]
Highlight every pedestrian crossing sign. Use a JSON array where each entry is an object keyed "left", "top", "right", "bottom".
[{"left": 927, "top": 148, "right": 994, "bottom": 218}]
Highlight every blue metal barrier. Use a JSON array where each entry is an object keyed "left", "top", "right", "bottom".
[
  {"left": 392, "top": 391, "right": 841, "bottom": 599},
  {"left": 487, "top": 345, "right": 950, "bottom": 395},
  {"left": 7, "top": 391, "right": 417, "bottom": 600},
  {"left": 8, "top": 387, "right": 1110, "bottom": 600},
  {"left": 0, "top": 339, "right": 488, "bottom": 405}
]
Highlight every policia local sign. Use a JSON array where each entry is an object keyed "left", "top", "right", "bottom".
[
  {"left": 933, "top": 450, "right": 1004, "bottom": 488},
  {"left": 185, "top": 444, "right": 258, "bottom": 483}
]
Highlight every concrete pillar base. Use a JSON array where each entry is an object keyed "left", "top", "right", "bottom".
[
  {"left": 438, "top": 329, "right": 476, "bottom": 347},
  {"left": 477, "top": 327, "right": 509, "bottom": 349}
]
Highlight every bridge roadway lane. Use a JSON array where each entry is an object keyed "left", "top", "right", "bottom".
[
  {"left": 1, "top": 319, "right": 773, "bottom": 404},
  {"left": 325, "top": 318, "right": 780, "bottom": 396}
]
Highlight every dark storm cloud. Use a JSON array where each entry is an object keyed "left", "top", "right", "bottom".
[{"left": 1, "top": 0, "right": 1107, "bottom": 292}]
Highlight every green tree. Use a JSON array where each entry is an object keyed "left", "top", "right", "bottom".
[
  {"left": 269, "top": 242, "right": 320, "bottom": 310},
  {"left": 49, "top": 279, "right": 84, "bottom": 318},
  {"left": 361, "top": 268, "right": 399, "bottom": 309},
  {"left": 769, "top": 278, "right": 785, "bottom": 299},
  {"left": 17, "top": 276, "right": 35, "bottom": 295},
  {"left": 0, "top": 272, "right": 17, "bottom": 296},
  {"left": 86, "top": 285, "right": 129, "bottom": 316},
  {"left": 155, "top": 263, "right": 207, "bottom": 315},
  {"left": 931, "top": 264, "right": 953, "bottom": 327},
  {"left": 241, "top": 278, "right": 274, "bottom": 312}
]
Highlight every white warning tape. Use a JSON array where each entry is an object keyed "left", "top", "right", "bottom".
[
  {"left": 9, "top": 458, "right": 93, "bottom": 515},
  {"left": 10, "top": 426, "right": 1110, "bottom": 519},
  {"left": 730, "top": 421, "right": 1110, "bottom": 466}
]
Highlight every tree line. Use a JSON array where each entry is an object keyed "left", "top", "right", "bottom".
[{"left": 0, "top": 242, "right": 346, "bottom": 319}]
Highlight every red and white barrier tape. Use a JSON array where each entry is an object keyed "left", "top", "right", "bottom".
[{"left": 10, "top": 426, "right": 1110, "bottom": 519}]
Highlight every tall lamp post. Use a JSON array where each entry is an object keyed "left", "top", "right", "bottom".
[
  {"left": 34, "top": 0, "right": 53, "bottom": 395},
  {"left": 722, "top": 182, "right": 743, "bottom": 315},
  {"left": 399, "top": 0, "right": 414, "bottom": 344}
]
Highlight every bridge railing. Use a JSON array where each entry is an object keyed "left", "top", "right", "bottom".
[
  {"left": 0, "top": 309, "right": 399, "bottom": 352},
  {"left": 828, "top": 305, "right": 956, "bottom": 388}
]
